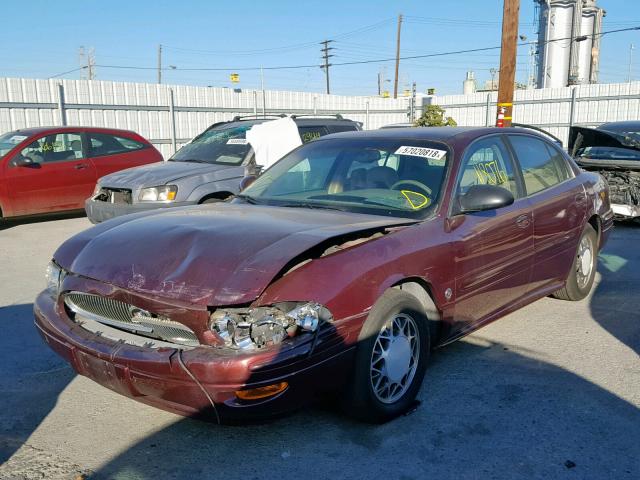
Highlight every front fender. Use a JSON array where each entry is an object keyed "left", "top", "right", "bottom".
[{"left": 255, "top": 221, "right": 453, "bottom": 326}]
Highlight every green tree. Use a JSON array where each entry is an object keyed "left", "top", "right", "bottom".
[{"left": 414, "top": 105, "right": 457, "bottom": 127}]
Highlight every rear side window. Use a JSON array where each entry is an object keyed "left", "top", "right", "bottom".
[
  {"left": 327, "top": 124, "right": 359, "bottom": 134},
  {"left": 88, "top": 133, "right": 146, "bottom": 157},
  {"left": 298, "top": 126, "right": 329, "bottom": 143},
  {"left": 509, "top": 135, "right": 571, "bottom": 196},
  {"left": 457, "top": 136, "right": 519, "bottom": 198}
]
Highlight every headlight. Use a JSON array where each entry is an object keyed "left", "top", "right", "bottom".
[
  {"left": 45, "top": 261, "right": 63, "bottom": 297},
  {"left": 209, "top": 302, "right": 332, "bottom": 350},
  {"left": 138, "top": 185, "right": 178, "bottom": 202}
]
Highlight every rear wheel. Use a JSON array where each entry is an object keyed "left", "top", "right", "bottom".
[
  {"left": 344, "top": 289, "right": 430, "bottom": 423},
  {"left": 552, "top": 223, "right": 598, "bottom": 301}
]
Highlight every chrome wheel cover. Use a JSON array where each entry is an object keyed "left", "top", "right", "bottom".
[
  {"left": 576, "top": 235, "right": 594, "bottom": 289},
  {"left": 370, "top": 313, "right": 420, "bottom": 404}
]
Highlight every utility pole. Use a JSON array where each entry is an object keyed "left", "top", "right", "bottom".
[
  {"left": 393, "top": 14, "right": 403, "bottom": 99},
  {"left": 320, "top": 40, "right": 334, "bottom": 94},
  {"left": 496, "top": 0, "right": 519, "bottom": 127},
  {"left": 157, "top": 44, "right": 162, "bottom": 84},
  {"left": 78, "top": 46, "right": 86, "bottom": 80},
  {"left": 629, "top": 43, "right": 635, "bottom": 83},
  {"left": 87, "top": 48, "right": 95, "bottom": 80}
]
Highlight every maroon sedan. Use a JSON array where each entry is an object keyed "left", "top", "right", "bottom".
[
  {"left": 0, "top": 126, "right": 162, "bottom": 219},
  {"left": 34, "top": 127, "right": 613, "bottom": 423}
]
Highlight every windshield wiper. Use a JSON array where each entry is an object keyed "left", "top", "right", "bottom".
[
  {"left": 277, "top": 202, "right": 344, "bottom": 211},
  {"left": 169, "top": 158, "right": 210, "bottom": 164},
  {"left": 234, "top": 194, "right": 262, "bottom": 204}
]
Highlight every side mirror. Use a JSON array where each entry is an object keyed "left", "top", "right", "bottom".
[
  {"left": 11, "top": 155, "right": 35, "bottom": 167},
  {"left": 453, "top": 184, "right": 514, "bottom": 215},
  {"left": 239, "top": 175, "right": 257, "bottom": 191}
]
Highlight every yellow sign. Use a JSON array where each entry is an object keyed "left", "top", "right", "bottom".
[
  {"left": 403, "top": 89, "right": 411, "bottom": 97},
  {"left": 382, "top": 91, "right": 390, "bottom": 98},
  {"left": 230, "top": 73, "right": 240, "bottom": 83}
]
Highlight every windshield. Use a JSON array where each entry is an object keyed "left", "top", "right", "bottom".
[
  {"left": 169, "top": 124, "right": 252, "bottom": 165},
  {"left": 241, "top": 137, "right": 449, "bottom": 219},
  {"left": 0, "top": 131, "right": 30, "bottom": 158}
]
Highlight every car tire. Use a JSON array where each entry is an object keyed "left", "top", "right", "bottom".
[
  {"left": 343, "top": 289, "right": 430, "bottom": 423},
  {"left": 552, "top": 223, "right": 598, "bottom": 301}
]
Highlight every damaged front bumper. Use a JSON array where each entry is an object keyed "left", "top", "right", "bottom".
[
  {"left": 85, "top": 198, "right": 195, "bottom": 224},
  {"left": 611, "top": 203, "right": 640, "bottom": 219},
  {"left": 34, "top": 291, "right": 355, "bottom": 423}
]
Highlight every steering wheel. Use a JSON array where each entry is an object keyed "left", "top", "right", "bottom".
[{"left": 390, "top": 179, "right": 432, "bottom": 196}]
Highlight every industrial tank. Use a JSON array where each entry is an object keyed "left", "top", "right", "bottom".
[{"left": 536, "top": 0, "right": 605, "bottom": 88}]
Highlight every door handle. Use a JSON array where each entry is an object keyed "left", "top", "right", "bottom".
[
  {"left": 74, "top": 163, "right": 89, "bottom": 170},
  {"left": 515, "top": 214, "right": 530, "bottom": 229}
]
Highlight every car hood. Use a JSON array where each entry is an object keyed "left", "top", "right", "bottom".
[
  {"left": 99, "top": 161, "right": 238, "bottom": 188},
  {"left": 54, "top": 204, "right": 412, "bottom": 306}
]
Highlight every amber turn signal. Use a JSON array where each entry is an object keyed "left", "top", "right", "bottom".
[{"left": 235, "top": 382, "right": 288, "bottom": 400}]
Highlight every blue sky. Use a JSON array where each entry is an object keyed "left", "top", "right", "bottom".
[{"left": 1, "top": 0, "right": 638, "bottom": 96}]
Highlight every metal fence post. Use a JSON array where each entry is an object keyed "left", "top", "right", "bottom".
[
  {"left": 313, "top": 96, "right": 318, "bottom": 115},
  {"left": 253, "top": 90, "right": 258, "bottom": 116},
  {"left": 365, "top": 101, "right": 370, "bottom": 130},
  {"left": 485, "top": 93, "right": 492, "bottom": 127},
  {"left": 57, "top": 83, "right": 67, "bottom": 126},
  {"left": 168, "top": 88, "right": 177, "bottom": 155},
  {"left": 569, "top": 87, "right": 577, "bottom": 129}
]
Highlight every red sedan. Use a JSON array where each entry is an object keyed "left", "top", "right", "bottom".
[
  {"left": 34, "top": 127, "right": 613, "bottom": 423},
  {"left": 0, "top": 126, "right": 162, "bottom": 219}
]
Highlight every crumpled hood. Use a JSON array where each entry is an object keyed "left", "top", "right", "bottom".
[
  {"left": 54, "top": 204, "right": 411, "bottom": 306},
  {"left": 99, "top": 161, "right": 237, "bottom": 188}
]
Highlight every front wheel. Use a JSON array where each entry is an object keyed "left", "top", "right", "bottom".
[
  {"left": 552, "top": 223, "right": 598, "bottom": 301},
  {"left": 344, "top": 289, "right": 430, "bottom": 423}
]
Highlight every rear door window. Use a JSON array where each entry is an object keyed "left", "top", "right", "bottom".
[
  {"left": 298, "top": 126, "right": 329, "bottom": 143},
  {"left": 508, "top": 135, "right": 571, "bottom": 196},
  {"left": 88, "top": 133, "right": 146, "bottom": 157}
]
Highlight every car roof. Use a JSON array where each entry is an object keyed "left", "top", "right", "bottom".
[
  {"left": 5, "top": 126, "right": 139, "bottom": 136},
  {"left": 320, "top": 126, "right": 543, "bottom": 143},
  {"left": 210, "top": 115, "right": 360, "bottom": 130}
]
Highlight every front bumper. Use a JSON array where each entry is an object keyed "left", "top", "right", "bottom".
[
  {"left": 85, "top": 198, "right": 196, "bottom": 224},
  {"left": 34, "top": 291, "right": 354, "bottom": 423},
  {"left": 610, "top": 203, "right": 640, "bottom": 219}
]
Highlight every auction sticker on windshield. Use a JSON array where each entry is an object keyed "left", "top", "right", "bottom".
[
  {"left": 8, "top": 135, "right": 28, "bottom": 144},
  {"left": 227, "top": 138, "right": 248, "bottom": 145},
  {"left": 395, "top": 145, "right": 447, "bottom": 160}
]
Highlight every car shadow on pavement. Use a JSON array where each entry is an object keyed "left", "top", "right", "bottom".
[
  {"left": 0, "top": 211, "right": 86, "bottom": 231},
  {"left": 592, "top": 222, "right": 640, "bottom": 355},
  {"left": 0, "top": 303, "right": 75, "bottom": 463},
  {"left": 85, "top": 336, "right": 639, "bottom": 480}
]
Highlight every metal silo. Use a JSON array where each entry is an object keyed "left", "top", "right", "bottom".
[
  {"left": 577, "top": 0, "right": 605, "bottom": 84},
  {"left": 536, "top": 0, "right": 605, "bottom": 88}
]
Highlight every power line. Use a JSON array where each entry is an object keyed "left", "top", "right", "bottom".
[
  {"left": 48, "top": 66, "right": 87, "bottom": 78},
  {"left": 67, "top": 26, "right": 640, "bottom": 76}
]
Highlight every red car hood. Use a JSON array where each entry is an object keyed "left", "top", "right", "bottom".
[{"left": 55, "top": 204, "right": 411, "bottom": 306}]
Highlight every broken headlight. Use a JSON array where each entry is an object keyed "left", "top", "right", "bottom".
[
  {"left": 45, "top": 261, "right": 64, "bottom": 298},
  {"left": 209, "top": 303, "right": 332, "bottom": 350}
]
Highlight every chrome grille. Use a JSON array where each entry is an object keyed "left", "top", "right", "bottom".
[{"left": 64, "top": 291, "right": 200, "bottom": 347}]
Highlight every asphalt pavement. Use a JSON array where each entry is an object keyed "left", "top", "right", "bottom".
[{"left": 0, "top": 213, "right": 638, "bottom": 480}]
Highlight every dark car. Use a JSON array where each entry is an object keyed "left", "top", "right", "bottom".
[
  {"left": 570, "top": 121, "right": 640, "bottom": 219},
  {"left": 84, "top": 114, "right": 361, "bottom": 223},
  {"left": 35, "top": 127, "right": 612, "bottom": 424},
  {"left": 0, "top": 126, "right": 162, "bottom": 220}
]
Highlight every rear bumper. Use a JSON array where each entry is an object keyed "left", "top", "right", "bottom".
[
  {"left": 85, "top": 198, "right": 195, "bottom": 224},
  {"left": 34, "top": 291, "right": 354, "bottom": 423}
]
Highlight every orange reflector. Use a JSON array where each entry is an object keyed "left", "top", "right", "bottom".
[
  {"left": 166, "top": 191, "right": 177, "bottom": 201},
  {"left": 235, "top": 382, "right": 288, "bottom": 401}
]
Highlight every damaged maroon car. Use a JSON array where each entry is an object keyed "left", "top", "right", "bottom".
[{"left": 35, "top": 127, "right": 613, "bottom": 423}]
